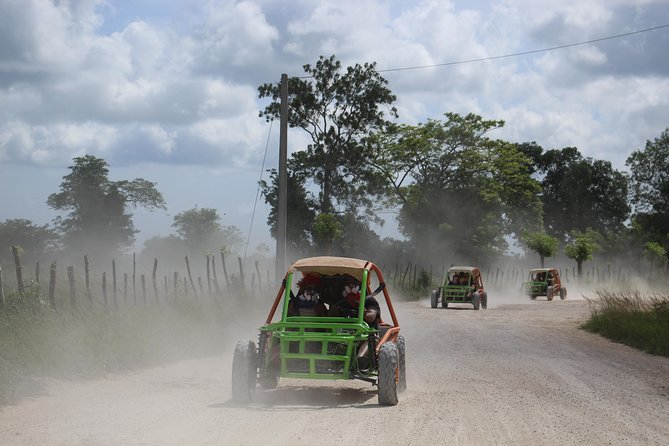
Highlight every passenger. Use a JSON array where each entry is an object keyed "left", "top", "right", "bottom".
[
  {"left": 288, "top": 273, "right": 328, "bottom": 317},
  {"left": 449, "top": 273, "right": 460, "bottom": 285},
  {"left": 459, "top": 273, "right": 470, "bottom": 286},
  {"left": 333, "top": 277, "right": 381, "bottom": 326}
]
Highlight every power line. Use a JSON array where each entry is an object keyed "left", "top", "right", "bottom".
[{"left": 377, "top": 23, "right": 669, "bottom": 74}]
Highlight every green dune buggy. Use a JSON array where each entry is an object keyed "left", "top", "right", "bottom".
[{"left": 231, "top": 256, "right": 405, "bottom": 406}]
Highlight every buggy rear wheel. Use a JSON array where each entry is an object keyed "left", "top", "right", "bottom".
[
  {"left": 560, "top": 287, "right": 567, "bottom": 300},
  {"left": 378, "top": 342, "right": 399, "bottom": 406},
  {"left": 232, "top": 340, "right": 257, "bottom": 403},
  {"left": 397, "top": 335, "right": 407, "bottom": 393},
  {"left": 481, "top": 292, "right": 488, "bottom": 309},
  {"left": 430, "top": 290, "right": 438, "bottom": 308}
]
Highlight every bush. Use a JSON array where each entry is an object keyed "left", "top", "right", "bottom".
[{"left": 582, "top": 289, "right": 669, "bottom": 357}]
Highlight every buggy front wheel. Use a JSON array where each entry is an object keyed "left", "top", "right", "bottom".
[
  {"left": 559, "top": 287, "right": 567, "bottom": 300},
  {"left": 396, "top": 335, "right": 407, "bottom": 393},
  {"left": 430, "top": 290, "right": 438, "bottom": 308},
  {"left": 547, "top": 287, "right": 554, "bottom": 301},
  {"left": 472, "top": 293, "right": 480, "bottom": 310},
  {"left": 378, "top": 342, "right": 399, "bottom": 406},
  {"left": 481, "top": 292, "right": 488, "bottom": 309},
  {"left": 232, "top": 340, "right": 257, "bottom": 403}
]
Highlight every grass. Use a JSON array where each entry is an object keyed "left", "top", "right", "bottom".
[
  {"left": 582, "top": 288, "right": 669, "bottom": 357},
  {"left": 0, "top": 283, "right": 248, "bottom": 405}
]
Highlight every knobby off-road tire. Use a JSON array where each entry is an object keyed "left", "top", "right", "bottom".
[
  {"left": 441, "top": 291, "right": 448, "bottom": 308},
  {"left": 481, "top": 291, "right": 488, "bottom": 309},
  {"left": 378, "top": 342, "right": 399, "bottom": 406},
  {"left": 472, "top": 293, "right": 480, "bottom": 310},
  {"left": 547, "top": 287, "right": 554, "bottom": 301},
  {"left": 559, "top": 287, "right": 567, "bottom": 300},
  {"left": 431, "top": 290, "right": 438, "bottom": 309},
  {"left": 397, "top": 335, "right": 407, "bottom": 393},
  {"left": 232, "top": 340, "right": 257, "bottom": 403},
  {"left": 258, "top": 332, "right": 278, "bottom": 390}
]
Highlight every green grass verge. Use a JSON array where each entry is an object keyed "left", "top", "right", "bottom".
[
  {"left": 0, "top": 287, "right": 246, "bottom": 405},
  {"left": 582, "top": 289, "right": 669, "bottom": 357}
]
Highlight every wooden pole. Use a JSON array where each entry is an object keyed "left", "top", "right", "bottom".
[
  {"left": 35, "top": 261, "right": 40, "bottom": 286},
  {"left": 11, "top": 245, "right": 24, "bottom": 297},
  {"left": 112, "top": 260, "right": 117, "bottom": 307},
  {"left": 84, "top": 254, "right": 91, "bottom": 303},
  {"left": 152, "top": 258, "right": 159, "bottom": 303},
  {"left": 133, "top": 252, "right": 137, "bottom": 303},
  {"left": 67, "top": 265, "right": 76, "bottom": 308},
  {"left": 48, "top": 262, "right": 56, "bottom": 310},
  {"left": 0, "top": 266, "right": 5, "bottom": 307},
  {"left": 206, "top": 255, "right": 212, "bottom": 298},
  {"left": 220, "top": 251, "right": 230, "bottom": 288},
  {"left": 238, "top": 256, "right": 245, "bottom": 290},
  {"left": 102, "top": 272, "right": 108, "bottom": 306},
  {"left": 185, "top": 256, "right": 198, "bottom": 298},
  {"left": 141, "top": 274, "right": 147, "bottom": 304},
  {"left": 255, "top": 260, "right": 262, "bottom": 291}
]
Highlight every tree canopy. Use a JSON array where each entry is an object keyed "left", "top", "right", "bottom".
[{"left": 47, "top": 155, "right": 166, "bottom": 256}]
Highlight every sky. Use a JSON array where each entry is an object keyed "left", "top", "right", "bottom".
[{"left": 1, "top": 0, "right": 668, "bottom": 255}]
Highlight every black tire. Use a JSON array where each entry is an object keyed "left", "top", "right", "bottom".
[
  {"left": 441, "top": 299, "right": 449, "bottom": 308},
  {"left": 560, "top": 287, "right": 567, "bottom": 300},
  {"left": 257, "top": 332, "right": 278, "bottom": 389},
  {"left": 430, "top": 290, "right": 438, "bottom": 308},
  {"left": 378, "top": 342, "right": 399, "bottom": 406},
  {"left": 481, "top": 291, "right": 488, "bottom": 309},
  {"left": 396, "top": 335, "right": 407, "bottom": 393},
  {"left": 232, "top": 340, "right": 257, "bottom": 403},
  {"left": 472, "top": 293, "right": 480, "bottom": 310},
  {"left": 529, "top": 295, "right": 537, "bottom": 300},
  {"left": 547, "top": 287, "right": 554, "bottom": 301}
]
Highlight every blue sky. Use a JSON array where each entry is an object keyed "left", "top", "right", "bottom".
[{"left": 1, "top": 0, "right": 668, "bottom": 255}]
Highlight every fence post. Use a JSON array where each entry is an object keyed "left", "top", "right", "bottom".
[
  {"left": 141, "top": 274, "right": 147, "bottom": 304},
  {"left": 133, "top": 252, "right": 137, "bottom": 303},
  {"left": 0, "top": 265, "right": 5, "bottom": 307},
  {"left": 206, "top": 255, "right": 212, "bottom": 298},
  {"left": 102, "top": 272, "right": 108, "bottom": 306},
  {"left": 237, "top": 257, "right": 245, "bottom": 290},
  {"left": 11, "top": 245, "right": 24, "bottom": 297},
  {"left": 152, "top": 258, "right": 159, "bottom": 303},
  {"left": 67, "top": 265, "right": 76, "bottom": 308},
  {"left": 112, "top": 260, "right": 118, "bottom": 307},
  {"left": 48, "top": 262, "right": 56, "bottom": 310},
  {"left": 84, "top": 254, "right": 91, "bottom": 303},
  {"left": 255, "top": 260, "right": 262, "bottom": 292},
  {"left": 185, "top": 256, "right": 198, "bottom": 298},
  {"left": 35, "top": 261, "right": 40, "bottom": 286},
  {"left": 220, "top": 251, "right": 230, "bottom": 288}
]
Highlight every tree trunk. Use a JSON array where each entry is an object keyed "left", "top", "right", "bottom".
[{"left": 577, "top": 261, "right": 583, "bottom": 278}]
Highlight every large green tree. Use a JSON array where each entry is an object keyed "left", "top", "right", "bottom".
[
  {"left": 47, "top": 155, "right": 166, "bottom": 256},
  {"left": 370, "top": 113, "right": 542, "bottom": 265},
  {"left": 171, "top": 207, "right": 243, "bottom": 254},
  {"left": 565, "top": 228, "right": 601, "bottom": 277},
  {"left": 521, "top": 232, "right": 559, "bottom": 267},
  {"left": 518, "top": 146, "right": 630, "bottom": 241},
  {"left": 258, "top": 54, "right": 398, "bottom": 216},
  {"left": 627, "top": 128, "right": 669, "bottom": 260}
]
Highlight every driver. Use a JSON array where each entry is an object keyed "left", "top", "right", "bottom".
[{"left": 333, "top": 277, "right": 381, "bottom": 326}]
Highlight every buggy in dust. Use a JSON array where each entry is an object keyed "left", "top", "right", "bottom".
[
  {"left": 231, "top": 256, "right": 406, "bottom": 406},
  {"left": 431, "top": 266, "right": 488, "bottom": 310},
  {"left": 523, "top": 268, "right": 567, "bottom": 301}
]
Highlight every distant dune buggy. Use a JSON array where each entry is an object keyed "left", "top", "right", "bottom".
[
  {"left": 431, "top": 266, "right": 488, "bottom": 310},
  {"left": 231, "top": 256, "right": 405, "bottom": 406},
  {"left": 524, "top": 268, "right": 567, "bottom": 301}
]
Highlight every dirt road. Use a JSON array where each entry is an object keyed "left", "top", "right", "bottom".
[{"left": 1, "top": 294, "right": 668, "bottom": 445}]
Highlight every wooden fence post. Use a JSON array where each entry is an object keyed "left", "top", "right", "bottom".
[
  {"left": 141, "top": 274, "right": 147, "bottom": 304},
  {"left": 67, "top": 265, "right": 76, "bottom": 308},
  {"left": 84, "top": 254, "right": 91, "bottom": 303},
  {"left": 185, "top": 256, "right": 198, "bottom": 298},
  {"left": 255, "top": 260, "right": 262, "bottom": 292},
  {"left": 112, "top": 260, "right": 117, "bottom": 307},
  {"left": 152, "top": 258, "right": 159, "bottom": 303},
  {"left": 220, "top": 251, "right": 230, "bottom": 288},
  {"left": 237, "top": 257, "right": 245, "bottom": 290},
  {"left": 0, "top": 266, "right": 5, "bottom": 307},
  {"left": 11, "top": 245, "right": 24, "bottom": 297},
  {"left": 102, "top": 272, "right": 108, "bottom": 306},
  {"left": 133, "top": 252, "right": 137, "bottom": 303},
  {"left": 206, "top": 255, "right": 212, "bottom": 298},
  {"left": 35, "top": 261, "right": 40, "bottom": 286},
  {"left": 211, "top": 256, "right": 222, "bottom": 296},
  {"left": 48, "top": 262, "right": 56, "bottom": 310},
  {"left": 123, "top": 272, "right": 128, "bottom": 302}
]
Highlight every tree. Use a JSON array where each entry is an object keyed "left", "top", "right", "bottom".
[
  {"left": 372, "top": 113, "right": 542, "bottom": 265},
  {"left": 518, "top": 146, "right": 630, "bottom": 241},
  {"left": 627, "top": 128, "right": 669, "bottom": 258},
  {"left": 258, "top": 54, "right": 398, "bottom": 216},
  {"left": 47, "top": 155, "right": 166, "bottom": 256},
  {"left": 171, "top": 207, "right": 243, "bottom": 255},
  {"left": 312, "top": 213, "right": 343, "bottom": 255},
  {"left": 564, "top": 229, "right": 601, "bottom": 277},
  {"left": 0, "top": 219, "right": 59, "bottom": 265},
  {"left": 522, "top": 232, "right": 558, "bottom": 267},
  {"left": 643, "top": 241, "right": 667, "bottom": 272}
]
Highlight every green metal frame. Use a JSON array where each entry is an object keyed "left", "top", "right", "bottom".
[
  {"left": 524, "top": 281, "right": 548, "bottom": 296},
  {"left": 260, "top": 270, "right": 377, "bottom": 380}
]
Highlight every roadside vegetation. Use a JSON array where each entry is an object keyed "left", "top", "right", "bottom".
[
  {"left": 583, "top": 289, "right": 669, "bottom": 357},
  {"left": 0, "top": 286, "right": 236, "bottom": 405}
]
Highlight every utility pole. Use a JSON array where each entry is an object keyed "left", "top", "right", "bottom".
[{"left": 275, "top": 73, "right": 288, "bottom": 282}]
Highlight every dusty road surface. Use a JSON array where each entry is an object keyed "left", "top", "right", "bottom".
[{"left": 1, "top": 294, "right": 668, "bottom": 446}]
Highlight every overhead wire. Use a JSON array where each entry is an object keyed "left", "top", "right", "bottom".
[{"left": 243, "top": 118, "right": 273, "bottom": 263}]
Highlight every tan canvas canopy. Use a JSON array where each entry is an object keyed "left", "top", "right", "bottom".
[{"left": 287, "top": 256, "right": 373, "bottom": 282}]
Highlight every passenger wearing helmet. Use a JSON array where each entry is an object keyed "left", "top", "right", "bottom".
[
  {"left": 332, "top": 276, "right": 381, "bottom": 326},
  {"left": 288, "top": 273, "right": 327, "bottom": 317}
]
